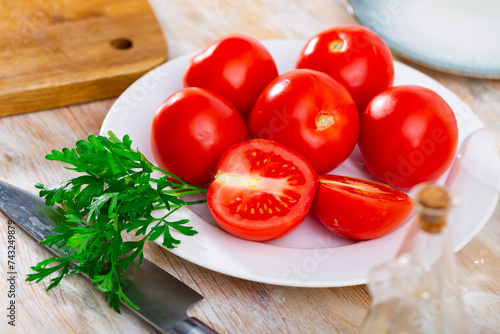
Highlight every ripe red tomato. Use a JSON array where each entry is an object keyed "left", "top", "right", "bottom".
[
  {"left": 312, "top": 174, "right": 414, "bottom": 240},
  {"left": 207, "top": 139, "right": 318, "bottom": 241},
  {"left": 248, "top": 69, "right": 359, "bottom": 175},
  {"left": 150, "top": 87, "right": 248, "bottom": 187},
  {"left": 358, "top": 85, "right": 459, "bottom": 190},
  {"left": 296, "top": 25, "right": 394, "bottom": 113},
  {"left": 183, "top": 34, "right": 279, "bottom": 121}
]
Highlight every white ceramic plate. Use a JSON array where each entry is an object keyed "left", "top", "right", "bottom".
[
  {"left": 348, "top": 0, "right": 500, "bottom": 78},
  {"left": 101, "top": 40, "right": 487, "bottom": 287}
]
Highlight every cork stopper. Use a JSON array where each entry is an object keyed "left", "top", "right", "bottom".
[{"left": 415, "top": 184, "right": 451, "bottom": 233}]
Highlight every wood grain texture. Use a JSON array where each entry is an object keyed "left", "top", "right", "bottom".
[
  {"left": 0, "top": 0, "right": 499, "bottom": 333},
  {"left": 0, "top": 0, "right": 167, "bottom": 116}
]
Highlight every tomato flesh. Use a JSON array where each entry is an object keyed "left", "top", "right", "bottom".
[
  {"left": 312, "top": 174, "right": 414, "bottom": 240},
  {"left": 207, "top": 139, "right": 318, "bottom": 241}
]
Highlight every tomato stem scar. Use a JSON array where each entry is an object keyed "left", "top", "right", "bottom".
[
  {"left": 316, "top": 111, "right": 335, "bottom": 130},
  {"left": 328, "top": 39, "right": 344, "bottom": 53}
]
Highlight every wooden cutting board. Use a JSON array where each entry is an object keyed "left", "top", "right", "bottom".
[{"left": 0, "top": 0, "right": 168, "bottom": 116}]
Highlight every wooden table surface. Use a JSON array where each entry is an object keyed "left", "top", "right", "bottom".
[{"left": 1, "top": 1, "right": 499, "bottom": 333}]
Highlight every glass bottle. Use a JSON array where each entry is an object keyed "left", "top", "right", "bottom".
[{"left": 357, "top": 184, "right": 468, "bottom": 334}]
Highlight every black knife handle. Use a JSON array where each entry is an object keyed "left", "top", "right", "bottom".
[{"left": 170, "top": 317, "right": 219, "bottom": 334}]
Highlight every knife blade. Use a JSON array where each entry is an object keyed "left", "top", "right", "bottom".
[{"left": 0, "top": 180, "right": 218, "bottom": 334}]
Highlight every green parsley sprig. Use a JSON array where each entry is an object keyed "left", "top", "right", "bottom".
[{"left": 26, "top": 131, "right": 207, "bottom": 312}]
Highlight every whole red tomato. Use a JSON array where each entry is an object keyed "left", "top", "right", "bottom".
[
  {"left": 248, "top": 69, "right": 359, "bottom": 174},
  {"left": 312, "top": 174, "right": 414, "bottom": 240},
  {"left": 296, "top": 25, "right": 394, "bottom": 113},
  {"left": 150, "top": 87, "right": 248, "bottom": 187},
  {"left": 183, "top": 34, "right": 279, "bottom": 120},
  {"left": 207, "top": 139, "right": 318, "bottom": 241},
  {"left": 358, "top": 85, "right": 459, "bottom": 190}
]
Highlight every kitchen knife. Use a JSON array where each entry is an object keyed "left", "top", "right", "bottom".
[{"left": 0, "top": 180, "right": 218, "bottom": 334}]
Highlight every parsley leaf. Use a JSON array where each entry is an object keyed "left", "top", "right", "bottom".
[{"left": 26, "top": 131, "right": 207, "bottom": 312}]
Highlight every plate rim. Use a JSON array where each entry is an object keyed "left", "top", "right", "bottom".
[{"left": 347, "top": 0, "right": 500, "bottom": 79}]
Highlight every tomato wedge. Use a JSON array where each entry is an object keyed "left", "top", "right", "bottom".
[
  {"left": 312, "top": 175, "right": 414, "bottom": 240},
  {"left": 207, "top": 139, "right": 318, "bottom": 241}
]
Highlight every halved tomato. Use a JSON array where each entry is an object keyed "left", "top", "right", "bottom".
[
  {"left": 207, "top": 139, "right": 318, "bottom": 241},
  {"left": 312, "top": 175, "right": 414, "bottom": 240}
]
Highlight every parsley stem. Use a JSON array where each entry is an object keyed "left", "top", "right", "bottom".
[
  {"left": 184, "top": 199, "right": 208, "bottom": 205},
  {"left": 151, "top": 166, "right": 207, "bottom": 192},
  {"left": 168, "top": 189, "right": 207, "bottom": 197},
  {"left": 152, "top": 166, "right": 187, "bottom": 185}
]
